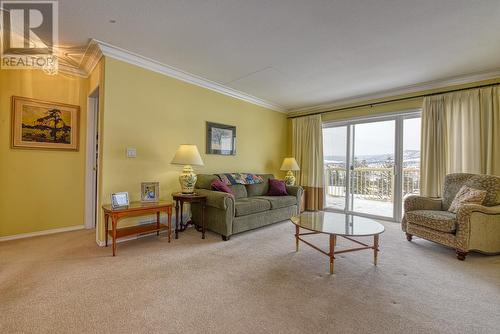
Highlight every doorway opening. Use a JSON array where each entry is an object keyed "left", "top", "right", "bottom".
[
  {"left": 85, "top": 87, "right": 100, "bottom": 230},
  {"left": 322, "top": 111, "right": 421, "bottom": 222}
]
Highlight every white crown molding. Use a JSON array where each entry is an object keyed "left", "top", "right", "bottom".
[
  {"left": 80, "top": 40, "right": 103, "bottom": 75},
  {"left": 59, "top": 64, "right": 88, "bottom": 77},
  {"left": 91, "top": 39, "right": 286, "bottom": 113},
  {"left": 0, "top": 225, "right": 85, "bottom": 242},
  {"left": 289, "top": 68, "right": 500, "bottom": 115}
]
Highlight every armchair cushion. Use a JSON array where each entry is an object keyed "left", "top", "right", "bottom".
[
  {"left": 448, "top": 185, "right": 487, "bottom": 213},
  {"left": 404, "top": 195, "right": 442, "bottom": 212},
  {"left": 442, "top": 173, "right": 500, "bottom": 210},
  {"left": 405, "top": 210, "right": 457, "bottom": 233}
]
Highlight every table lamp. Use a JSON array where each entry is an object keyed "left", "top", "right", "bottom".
[
  {"left": 171, "top": 144, "right": 204, "bottom": 193},
  {"left": 280, "top": 157, "right": 300, "bottom": 186}
]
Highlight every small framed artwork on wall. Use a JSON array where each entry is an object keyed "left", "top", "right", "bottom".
[
  {"left": 11, "top": 96, "right": 80, "bottom": 151},
  {"left": 141, "top": 182, "right": 159, "bottom": 202},
  {"left": 206, "top": 122, "right": 236, "bottom": 155}
]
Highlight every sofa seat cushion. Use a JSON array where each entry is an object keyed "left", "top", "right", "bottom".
[
  {"left": 406, "top": 210, "right": 457, "bottom": 233},
  {"left": 235, "top": 198, "right": 271, "bottom": 217},
  {"left": 254, "top": 196, "right": 297, "bottom": 210}
]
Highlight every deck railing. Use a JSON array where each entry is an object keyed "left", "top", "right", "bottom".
[{"left": 325, "top": 166, "right": 419, "bottom": 201}]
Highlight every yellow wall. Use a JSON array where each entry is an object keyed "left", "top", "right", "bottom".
[
  {"left": 0, "top": 69, "right": 88, "bottom": 237},
  {"left": 97, "top": 57, "right": 288, "bottom": 241}
]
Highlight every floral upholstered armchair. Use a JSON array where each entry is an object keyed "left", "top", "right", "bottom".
[{"left": 402, "top": 173, "right": 500, "bottom": 260}]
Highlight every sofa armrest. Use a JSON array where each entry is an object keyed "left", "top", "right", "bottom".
[
  {"left": 286, "top": 185, "right": 303, "bottom": 214},
  {"left": 404, "top": 195, "right": 442, "bottom": 212},
  {"left": 195, "top": 189, "right": 235, "bottom": 211}
]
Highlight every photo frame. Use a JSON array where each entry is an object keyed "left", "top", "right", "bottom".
[
  {"left": 11, "top": 96, "right": 80, "bottom": 151},
  {"left": 111, "top": 192, "right": 129, "bottom": 209},
  {"left": 141, "top": 182, "right": 159, "bottom": 202},
  {"left": 206, "top": 121, "right": 236, "bottom": 155}
]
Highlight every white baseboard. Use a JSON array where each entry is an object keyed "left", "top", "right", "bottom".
[{"left": 0, "top": 225, "right": 86, "bottom": 242}]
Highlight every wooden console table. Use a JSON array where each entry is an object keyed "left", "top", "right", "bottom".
[{"left": 102, "top": 201, "right": 173, "bottom": 256}]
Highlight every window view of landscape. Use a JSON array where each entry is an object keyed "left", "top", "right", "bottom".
[{"left": 323, "top": 118, "right": 421, "bottom": 218}]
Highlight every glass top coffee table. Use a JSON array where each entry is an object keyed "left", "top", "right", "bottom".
[{"left": 291, "top": 211, "right": 385, "bottom": 274}]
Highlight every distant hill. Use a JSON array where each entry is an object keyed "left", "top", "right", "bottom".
[{"left": 324, "top": 150, "right": 420, "bottom": 167}]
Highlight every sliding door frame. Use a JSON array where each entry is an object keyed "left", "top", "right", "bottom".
[{"left": 323, "top": 109, "right": 421, "bottom": 222}]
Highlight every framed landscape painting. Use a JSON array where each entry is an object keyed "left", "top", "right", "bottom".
[
  {"left": 11, "top": 96, "right": 80, "bottom": 151},
  {"left": 206, "top": 121, "right": 236, "bottom": 155}
]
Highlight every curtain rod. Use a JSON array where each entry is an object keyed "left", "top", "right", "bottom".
[{"left": 288, "top": 82, "right": 500, "bottom": 119}]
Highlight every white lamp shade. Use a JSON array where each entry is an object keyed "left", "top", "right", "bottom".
[
  {"left": 280, "top": 157, "right": 300, "bottom": 171},
  {"left": 171, "top": 144, "right": 204, "bottom": 166}
]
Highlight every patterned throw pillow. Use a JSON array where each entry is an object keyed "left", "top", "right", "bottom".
[
  {"left": 217, "top": 173, "right": 264, "bottom": 185},
  {"left": 448, "top": 185, "right": 487, "bottom": 213}
]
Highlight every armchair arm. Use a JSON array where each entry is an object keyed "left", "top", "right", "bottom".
[
  {"left": 455, "top": 204, "right": 500, "bottom": 252},
  {"left": 458, "top": 204, "right": 500, "bottom": 215},
  {"left": 286, "top": 185, "right": 304, "bottom": 214},
  {"left": 195, "top": 189, "right": 235, "bottom": 211},
  {"left": 404, "top": 195, "right": 442, "bottom": 212}
]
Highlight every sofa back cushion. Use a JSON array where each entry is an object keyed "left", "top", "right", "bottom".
[
  {"left": 443, "top": 173, "right": 500, "bottom": 210},
  {"left": 246, "top": 174, "right": 274, "bottom": 197},
  {"left": 195, "top": 174, "right": 220, "bottom": 190},
  {"left": 229, "top": 184, "right": 248, "bottom": 199}
]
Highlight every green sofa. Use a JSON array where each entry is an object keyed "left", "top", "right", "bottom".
[{"left": 191, "top": 174, "right": 303, "bottom": 240}]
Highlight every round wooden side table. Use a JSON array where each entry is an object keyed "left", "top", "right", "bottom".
[{"left": 172, "top": 192, "right": 207, "bottom": 239}]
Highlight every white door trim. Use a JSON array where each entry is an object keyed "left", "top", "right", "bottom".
[{"left": 84, "top": 88, "right": 99, "bottom": 229}]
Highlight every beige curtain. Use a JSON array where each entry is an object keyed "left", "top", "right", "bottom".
[
  {"left": 421, "top": 86, "right": 500, "bottom": 197},
  {"left": 292, "top": 114, "right": 324, "bottom": 210}
]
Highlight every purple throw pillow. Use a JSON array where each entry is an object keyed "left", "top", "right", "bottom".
[
  {"left": 267, "top": 179, "right": 288, "bottom": 196},
  {"left": 211, "top": 179, "right": 234, "bottom": 195}
]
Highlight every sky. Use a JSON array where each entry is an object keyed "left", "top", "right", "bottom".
[{"left": 323, "top": 118, "right": 421, "bottom": 157}]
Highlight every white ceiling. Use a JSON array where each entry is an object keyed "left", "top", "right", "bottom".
[{"left": 58, "top": 0, "right": 500, "bottom": 111}]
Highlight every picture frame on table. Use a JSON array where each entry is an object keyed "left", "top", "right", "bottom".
[
  {"left": 206, "top": 122, "right": 236, "bottom": 155},
  {"left": 141, "top": 182, "right": 159, "bottom": 202},
  {"left": 111, "top": 192, "right": 129, "bottom": 209}
]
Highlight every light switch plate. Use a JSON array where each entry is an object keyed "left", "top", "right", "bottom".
[{"left": 126, "top": 147, "right": 137, "bottom": 158}]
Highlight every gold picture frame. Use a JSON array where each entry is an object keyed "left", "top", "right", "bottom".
[{"left": 11, "top": 96, "right": 80, "bottom": 151}]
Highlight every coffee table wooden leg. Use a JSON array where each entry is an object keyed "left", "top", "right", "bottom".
[
  {"left": 329, "top": 234, "right": 336, "bottom": 274},
  {"left": 295, "top": 225, "right": 299, "bottom": 252},
  {"left": 374, "top": 234, "right": 379, "bottom": 266},
  {"left": 112, "top": 216, "right": 117, "bottom": 257}
]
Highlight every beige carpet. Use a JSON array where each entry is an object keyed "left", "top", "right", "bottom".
[{"left": 1, "top": 220, "right": 499, "bottom": 334}]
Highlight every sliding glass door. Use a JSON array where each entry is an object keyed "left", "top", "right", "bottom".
[
  {"left": 350, "top": 120, "right": 396, "bottom": 218},
  {"left": 323, "top": 111, "right": 421, "bottom": 221}
]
